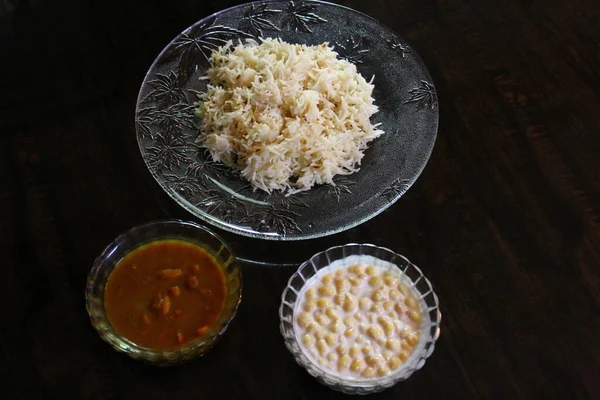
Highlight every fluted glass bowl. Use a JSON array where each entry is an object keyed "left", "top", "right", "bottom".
[
  {"left": 279, "top": 244, "right": 441, "bottom": 394},
  {"left": 85, "top": 220, "right": 242, "bottom": 365}
]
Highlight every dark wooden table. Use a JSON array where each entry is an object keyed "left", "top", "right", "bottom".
[{"left": 2, "top": 0, "right": 599, "bottom": 398}]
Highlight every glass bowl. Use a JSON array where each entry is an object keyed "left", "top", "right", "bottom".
[
  {"left": 85, "top": 220, "right": 242, "bottom": 365},
  {"left": 279, "top": 243, "right": 441, "bottom": 394}
]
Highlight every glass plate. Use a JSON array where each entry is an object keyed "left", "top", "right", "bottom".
[{"left": 135, "top": 0, "right": 438, "bottom": 241}]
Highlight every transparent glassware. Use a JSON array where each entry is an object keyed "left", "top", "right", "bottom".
[
  {"left": 85, "top": 220, "right": 242, "bottom": 365},
  {"left": 135, "top": 0, "right": 438, "bottom": 241},
  {"left": 279, "top": 244, "right": 441, "bottom": 394}
]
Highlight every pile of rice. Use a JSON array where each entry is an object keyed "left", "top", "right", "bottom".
[{"left": 195, "top": 38, "right": 384, "bottom": 194}]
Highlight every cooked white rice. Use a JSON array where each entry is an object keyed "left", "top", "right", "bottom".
[{"left": 195, "top": 38, "right": 384, "bottom": 194}]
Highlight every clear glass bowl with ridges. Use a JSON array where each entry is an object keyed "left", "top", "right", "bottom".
[{"left": 279, "top": 243, "right": 441, "bottom": 394}]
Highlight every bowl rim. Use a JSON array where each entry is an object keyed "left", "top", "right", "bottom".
[
  {"left": 279, "top": 243, "right": 441, "bottom": 392},
  {"left": 134, "top": 0, "right": 439, "bottom": 241},
  {"left": 85, "top": 219, "right": 242, "bottom": 363}
]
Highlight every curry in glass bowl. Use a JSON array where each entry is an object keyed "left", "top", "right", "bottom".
[{"left": 86, "top": 220, "right": 241, "bottom": 365}]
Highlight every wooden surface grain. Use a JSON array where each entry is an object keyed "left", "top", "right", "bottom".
[{"left": 1, "top": 0, "right": 599, "bottom": 398}]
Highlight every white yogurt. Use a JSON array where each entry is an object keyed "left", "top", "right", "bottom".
[{"left": 294, "top": 255, "right": 425, "bottom": 379}]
